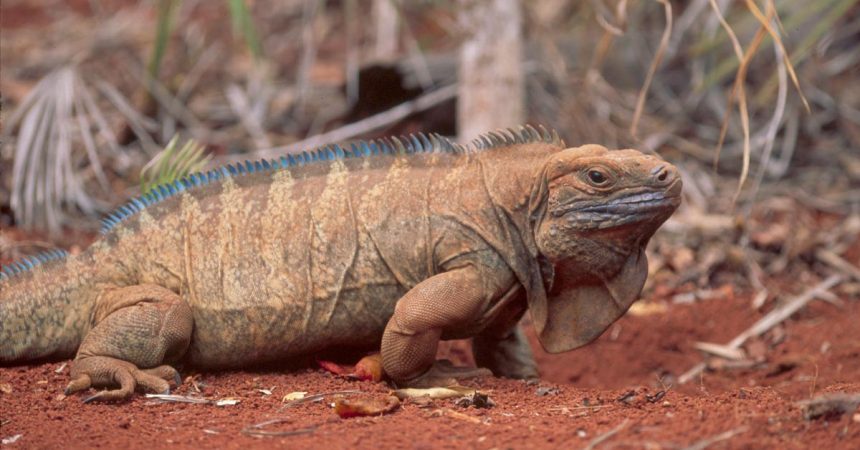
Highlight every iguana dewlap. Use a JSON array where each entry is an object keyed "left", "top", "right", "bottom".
[{"left": 0, "top": 126, "right": 681, "bottom": 401}]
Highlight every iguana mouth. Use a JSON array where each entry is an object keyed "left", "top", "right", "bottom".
[{"left": 553, "top": 186, "right": 681, "bottom": 229}]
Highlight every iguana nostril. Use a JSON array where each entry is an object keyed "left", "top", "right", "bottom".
[{"left": 651, "top": 165, "right": 669, "bottom": 183}]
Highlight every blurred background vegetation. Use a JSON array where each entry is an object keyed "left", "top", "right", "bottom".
[{"left": 1, "top": 0, "right": 858, "bottom": 300}]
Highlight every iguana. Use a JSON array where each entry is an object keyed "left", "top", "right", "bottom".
[{"left": 0, "top": 126, "right": 682, "bottom": 402}]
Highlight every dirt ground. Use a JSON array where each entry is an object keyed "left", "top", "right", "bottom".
[
  {"left": 2, "top": 1, "right": 859, "bottom": 449},
  {"left": 2, "top": 283, "right": 858, "bottom": 449}
]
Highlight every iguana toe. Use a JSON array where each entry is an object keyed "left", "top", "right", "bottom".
[
  {"left": 141, "top": 365, "right": 182, "bottom": 388},
  {"left": 68, "top": 356, "right": 178, "bottom": 403},
  {"left": 64, "top": 374, "right": 92, "bottom": 395},
  {"left": 402, "top": 360, "right": 492, "bottom": 388}
]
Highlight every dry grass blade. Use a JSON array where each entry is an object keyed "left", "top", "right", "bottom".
[
  {"left": 743, "top": 0, "right": 810, "bottom": 112},
  {"left": 591, "top": 0, "right": 626, "bottom": 35},
  {"left": 587, "top": 0, "right": 629, "bottom": 77},
  {"left": 344, "top": 0, "right": 359, "bottom": 104},
  {"left": 297, "top": 0, "right": 323, "bottom": 108},
  {"left": 708, "top": 0, "right": 770, "bottom": 204},
  {"left": 729, "top": 25, "right": 765, "bottom": 205},
  {"left": 706, "top": 0, "right": 743, "bottom": 170},
  {"left": 225, "top": 83, "right": 272, "bottom": 149},
  {"left": 744, "top": 40, "right": 788, "bottom": 213},
  {"left": 630, "top": 0, "right": 672, "bottom": 138},
  {"left": 94, "top": 80, "right": 159, "bottom": 152}
]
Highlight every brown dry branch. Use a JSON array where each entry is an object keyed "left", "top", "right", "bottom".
[
  {"left": 218, "top": 84, "right": 458, "bottom": 164},
  {"left": 816, "top": 249, "right": 860, "bottom": 283}
]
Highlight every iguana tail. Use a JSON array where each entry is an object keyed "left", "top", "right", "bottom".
[{"left": 0, "top": 250, "right": 96, "bottom": 363}]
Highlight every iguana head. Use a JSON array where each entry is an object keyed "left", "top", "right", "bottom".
[{"left": 529, "top": 144, "right": 682, "bottom": 353}]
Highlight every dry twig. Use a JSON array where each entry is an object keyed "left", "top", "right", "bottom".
[
  {"left": 241, "top": 418, "right": 317, "bottom": 437},
  {"left": 584, "top": 419, "right": 628, "bottom": 450},
  {"left": 682, "top": 426, "right": 748, "bottom": 450},
  {"left": 218, "top": 84, "right": 457, "bottom": 164}
]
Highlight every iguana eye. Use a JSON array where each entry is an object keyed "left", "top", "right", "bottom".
[{"left": 587, "top": 169, "right": 608, "bottom": 186}]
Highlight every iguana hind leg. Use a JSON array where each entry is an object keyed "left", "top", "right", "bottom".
[{"left": 65, "top": 284, "right": 192, "bottom": 402}]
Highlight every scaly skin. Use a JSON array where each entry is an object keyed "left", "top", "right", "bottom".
[{"left": 0, "top": 126, "right": 682, "bottom": 401}]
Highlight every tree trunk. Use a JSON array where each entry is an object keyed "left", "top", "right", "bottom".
[
  {"left": 457, "top": 0, "right": 525, "bottom": 142},
  {"left": 374, "top": 0, "right": 399, "bottom": 61}
]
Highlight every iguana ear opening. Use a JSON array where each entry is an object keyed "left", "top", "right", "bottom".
[{"left": 532, "top": 249, "right": 649, "bottom": 353}]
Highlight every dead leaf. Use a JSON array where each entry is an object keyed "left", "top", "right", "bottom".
[
  {"left": 215, "top": 398, "right": 241, "bottom": 407},
  {"left": 750, "top": 221, "right": 790, "bottom": 248},
  {"left": 411, "top": 396, "right": 435, "bottom": 408},
  {"left": 334, "top": 395, "right": 400, "bottom": 418},
  {"left": 799, "top": 393, "right": 860, "bottom": 420},
  {"left": 317, "top": 360, "right": 348, "bottom": 375},
  {"left": 352, "top": 353, "right": 384, "bottom": 382},
  {"left": 1, "top": 434, "right": 22, "bottom": 445},
  {"left": 646, "top": 390, "right": 667, "bottom": 403},
  {"left": 536, "top": 386, "right": 560, "bottom": 396},
  {"left": 0, "top": 383, "right": 12, "bottom": 394},
  {"left": 454, "top": 391, "right": 495, "bottom": 409},
  {"left": 393, "top": 385, "right": 477, "bottom": 400},
  {"left": 431, "top": 408, "right": 483, "bottom": 424},
  {"left": 628, "top": 301, "right": 668, "bottom": 316},
  {"left": 668, "top": 246, "right": 695, "bottom": 271},
  {"left": 283, "top": 391, "right": 307, "bottom": 402}
]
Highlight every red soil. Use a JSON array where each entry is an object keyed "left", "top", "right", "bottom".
[{"left": 2, "top": 288, "right": 858, "bottom": 449}]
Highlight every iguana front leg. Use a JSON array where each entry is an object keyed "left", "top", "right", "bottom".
[
  {"left": 65, "top": 284, "right": 193, "bottom": 402},
  {"left": 381, "top": 267, "right": 494, "bottom": 387},
  {"left": 473, "top": 324, "right": 539, "bottom": 380}
]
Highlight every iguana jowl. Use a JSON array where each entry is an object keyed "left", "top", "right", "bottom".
[{"left": 0, "top": 126, "right": 681, "bottom": 401}]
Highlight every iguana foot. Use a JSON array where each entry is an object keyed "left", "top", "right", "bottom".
[
  {"left": 65, "top": 356, "right": 182, "bottom": 403},
  {"left": 473, "top": 325, "right": 539, "bottom": 380},
  {"left": 400, "top": 359, "right": 492, "bottom": 388}
]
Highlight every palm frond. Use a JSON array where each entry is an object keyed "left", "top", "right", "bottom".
[
  {"left": 2, "top": 66, "right": 120, "bottom": 234},
  {"left": 140, "top": 136, "right": 210, "bottom": 194}
]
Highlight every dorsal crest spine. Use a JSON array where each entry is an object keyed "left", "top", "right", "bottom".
[
  {"left": 97, "top": 125, "right": 561, "bottom": 234},
  {"left": 0, "top": 249, "right": 69, "bottom": 281}
]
